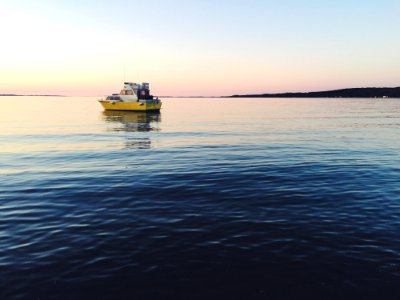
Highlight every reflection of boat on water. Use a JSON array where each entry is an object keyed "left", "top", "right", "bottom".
[
  {"left": 102, "top": 110, "right": 161, "bottom": 132},
  {"left": 102, "top": 111, "right": 161, "bottom": 149},
  {"left": 98, "top": 82, "right": 162, "bottom": 111}
]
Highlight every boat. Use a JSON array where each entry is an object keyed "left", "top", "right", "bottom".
[{"left": 98, "top": 82, "right": 162, "bottom": 111}]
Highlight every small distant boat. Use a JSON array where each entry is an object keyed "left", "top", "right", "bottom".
[{"left": 99, "top": 82, "right": 162, "bottom": 111}]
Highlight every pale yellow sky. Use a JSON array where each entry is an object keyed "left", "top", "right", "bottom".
[{"left": 1, "top": 0, "right": 399, "bottom": 96}]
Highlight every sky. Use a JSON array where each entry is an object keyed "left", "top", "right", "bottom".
[{"left": 1, "top": 0, "right": 399, "bottom": 96}]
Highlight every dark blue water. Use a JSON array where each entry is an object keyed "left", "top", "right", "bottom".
[{"left": 1, "top": 97, "right": 400, "bottom": 299}]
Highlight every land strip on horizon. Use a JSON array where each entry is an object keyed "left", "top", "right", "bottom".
[{"left": 230, "top": 87, "right": 400, "bottom": 98}]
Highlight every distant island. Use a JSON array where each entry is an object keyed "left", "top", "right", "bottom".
[
  {"left": 0, "top": 94, "right": 64, "bottom": 97},
  {"left": 230, "top": 87, "right": 400, "bottom": 98}
]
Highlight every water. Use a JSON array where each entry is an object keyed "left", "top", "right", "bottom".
[{"left": 1, "top": 97, "right": 400, "bottom": 299}]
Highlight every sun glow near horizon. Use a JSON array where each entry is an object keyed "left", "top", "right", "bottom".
[{"left": 1, "top": 0, "right": 399, "bottom": 96}]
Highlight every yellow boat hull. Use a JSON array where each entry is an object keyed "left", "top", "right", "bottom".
[{"left": 99, "top": 100, "right": 161, "bottom": 112}]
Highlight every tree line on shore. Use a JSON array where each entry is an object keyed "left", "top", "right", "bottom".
[{"left": 230, "top": 87, "right": 400, "bottom": 98}]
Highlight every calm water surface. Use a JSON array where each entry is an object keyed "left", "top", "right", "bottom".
[{"left": 1, "top": 97, "right": 400, "bottom": 299}]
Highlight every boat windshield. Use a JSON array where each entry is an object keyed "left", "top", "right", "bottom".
[{"left": 106, "top": 96, "right": 121, "bottom": 101}]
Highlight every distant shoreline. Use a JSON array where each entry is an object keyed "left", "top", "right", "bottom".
[
  {"left": 230, "top": 87, "right": 400, "bottom": 98},
  {"left": 0, "top": 94, "right": 65, "bottom": 97},
  {"left": 2, "top": 86, "right": 400, "bottom": 98}
]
